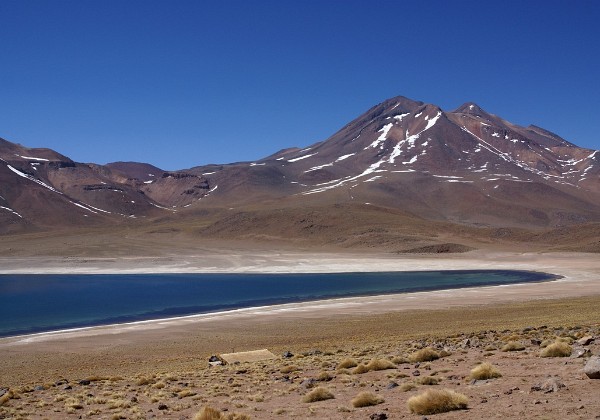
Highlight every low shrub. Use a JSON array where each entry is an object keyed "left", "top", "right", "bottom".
[
  {"left": 351, "top": 391, "right": 384, "bottom": 408},
  {"left": 400, "top": 382, "right": 416, "bottom": 392},
  {"left": 540, "top": 341, "right": 572, "bottom": 357},
  {"left": 417, "top": 376, "right": 440, "bottom": 385},
  {"left": 337, "top": 358, "right": 358, "bottom": 369},
  {"left": 409, "top": 348, "right": 440, "bottom": 363},
  {"left": 193, "top": 406, "right": 250, "bottom": 420},
  {"left": 407, "top": 388, "right": 468, "bottom": 415},
  {"left": 365, "top": 358, "right": 396, "bottom": 371},
  {"left": 470, "top": 362, "right": 502, "bottom": 380},
  {"left": 501, "top": 341, "right": 525, "bottom": 352},
  {"left": 302, "top": 386, "right": 334, "bottom": 403}
]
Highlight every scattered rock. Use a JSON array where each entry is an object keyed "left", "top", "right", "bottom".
[
  {"left": 386, "top": 382, "right": 399, "bottom": 390},
  {"left": 78, "top": 380, "right": 90, "bottom": 386},
  {"left": 412, "top": 370, "right": 420, "bottom": 376},
  {"left": 570, "top": 346, "right": 591, "bottom": 358},
  {"left": 34, "top": 385, "right": 44, "bottom": 391},
  {"left": 300, "top": 378, "right": 317, "bottom": 389},
  {"left": 158, "top": 403, "right": 168, "bottom": 410},
  {"left": 64, "top": 385, "right": 72, "bottom": 390},
  {"left": 208, "top": 355, "right": 223, "bottom": 366},
  {"left": 584, "top": 356, "right": 600, "bottom": 379},
  {"left": 0, "top": 388, "right": 8, "bottom": 398},
  {"left": 531, "top": 377, "right": 566, "bottom": 393},
  {"left": 369, "top": 413, "right": 388, "bottom": 420},
  {"left": 470, "top": 379, "right": 489, "bottom": 386},
  {"left": 282, "top": 351, "right": 294, "bottom": 358},
  {"left": 531, "top": 339, "right": 542, "bottom": 346},
  {"left": 577, "top": 336, "right": 595, "bottom": 346}
]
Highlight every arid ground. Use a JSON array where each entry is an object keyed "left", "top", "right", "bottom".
[{"left": 1, "top": 251, "right": 599, "bottom": 419}]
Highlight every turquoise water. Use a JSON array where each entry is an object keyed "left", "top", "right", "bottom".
[{"left": 0, "top": 270, "right": 556, "bottom": 337}]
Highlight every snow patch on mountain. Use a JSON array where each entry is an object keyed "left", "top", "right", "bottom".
[
  {"left": 288, "top": 153, "right": 317, "bottom": 162},
  {"left": 0, "top": 205, "right": 22, "bottom": 218},
  {"left": 6, "top": 164, "right": 62, "bottom": 194}
]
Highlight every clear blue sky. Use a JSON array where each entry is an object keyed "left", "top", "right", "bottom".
[{"left": 1, "top": 0, "right": 599, "bottom": 170}]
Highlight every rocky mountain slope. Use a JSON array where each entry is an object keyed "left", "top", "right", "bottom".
[{"left": 1, "top": 95, "right": 599, "bottom": 250}]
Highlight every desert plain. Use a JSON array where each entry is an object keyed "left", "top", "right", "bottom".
[{"left": 0, "top": 247, "right": 599, "bottom": 419}]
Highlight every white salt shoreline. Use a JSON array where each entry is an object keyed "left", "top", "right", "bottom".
[{"left": 1, "top": 251, "right": 599, "bottom": 347}]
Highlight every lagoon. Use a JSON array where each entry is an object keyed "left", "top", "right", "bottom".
[{"left": 0, "top": 270, "right": 555, "bottom": 338}]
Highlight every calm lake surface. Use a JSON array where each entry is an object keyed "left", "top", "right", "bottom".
[{"left": 0, "top": 270, "right": 556, "bottom": 338}]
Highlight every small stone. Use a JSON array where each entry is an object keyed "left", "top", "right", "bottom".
[
  {"left": 282, "top": 351, "right": 294, "bottom": 358},
  {"left": 158, "top": 403, "right": 168, "bottom": 410},
  {"left": 78, "top": 380, "right": 91, "bottom": 386},
  {"left": 64, "top": 385, "right": 72, "bottom": 390},
  {"left": 386, "top": 382, "right": 399, "bottom": 390},
  {"left": 412, "top": 370, "right": 421, "bottom": 377},
  {"left": 369, "top": 413, "right": 388, "bottom": 420},
  {"left": 531, "top": 377, "right": 566, "bottom": 393},
  {"left": 583, "top": 356, "right": 600, "bottom": 379},
  {"left": 577, "top": 336, "right": 594, "bottom": 346},
  {"left": 570, "top": 346, "right": 591, "bottom": 358},
  {"left": 131, "top": 396, "right": 138, "bottom": 403},
  {"left": 34, "top": 385, "right": 44, "bottom": 391}
]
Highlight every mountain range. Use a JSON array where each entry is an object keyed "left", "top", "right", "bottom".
[{"left": 1, "top": 95, "right": 599, "bottom": 252}]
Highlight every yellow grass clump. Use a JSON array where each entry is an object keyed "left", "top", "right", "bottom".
[
  {"left": 407, "top": 388, "right": 468, "bottom": 415},
  {"left": 470, "top": 362, "right": 502, "bottom": 380},
  {"left": 540, "top": 341, "right": 572, "bottom": 357},
  {"left": 416, "top": 376, "right": 440, "bottom": 385},
  {"left": 193, "top": 406, "right": 250, "bottom": 420},
  {"left": 302, "top": 386, "right": 335, "bottom": 403},
  {"left": 337, "top": 358, "right": 358, "bottom": 369},
  {"left": 351, "top": 364, "right": 370, "bottom": 375},
  {"left": 365, "top": 358, "right": 396, "bottom": 371},
  {"left": 409, "top": 348, "right": 440, "bottom": 362},
  {"left": 400, "top": 382, "right": 417, "bottom": 392},
  {"left": 0, "top": 390, "right": 12, "bottom": 406},
  {"left": 501, "top": 341, "right": 525, "bottom": 352},
  {"left": 351, "top": 391, "right": 384, "bottom": 408}
]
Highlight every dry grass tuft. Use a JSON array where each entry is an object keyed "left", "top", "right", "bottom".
[
  {"left": 409, "top": 348, "right": 440, "bottom": 363},
  {"left": 416, "top": 376, "right": 440, "bottom": 385},
  {"left": 193, "top": 406, "right": 250, "bottom": 420},
  {"left": 337, "top": 358, "right": 358, "bottom": 369},
  {"left": 540, "top": 341, "right": 572, "bottom": 357},
  {"left": 470, "top": 362, "right": 502, "bottom": 380},
  {"left": 351, "top": 364, "right": 369, "bottom": 375},
  {"left": 280, "top": 365, "right": 300, "bottom": 374},
  {"left": 365, "top": 358, "right": 396, "bottom": 371},
  {"left": 194, "top": 406, "right": 223, "bottom": 420},
  {"left": 400, "top": 382, "right": 417, "bottom": 392},
  {"left": 302, "top": 386, "right": 335, "bottom": 403},
  {"left": 317, "top": 371, "right": 334, "bottom": 381},
  {"left": 351, "top": 391, "right": 384, "bottom": 408},
  {"left": 407, "top": 388, "right": 468, "bottom": 415},
  {"left": 0, "top": 390, "right": 12, "bottom": 406},
  {"left": 501, "top": 341, "right": 525, "bottom": 352}
]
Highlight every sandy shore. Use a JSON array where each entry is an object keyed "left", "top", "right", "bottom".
[{"left": 1, "top": 250, "right": 599, "bottom": 348}]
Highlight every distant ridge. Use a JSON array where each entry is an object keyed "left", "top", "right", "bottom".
[{"left": 1, "top": 95, "right": 599, "bottom": 251}]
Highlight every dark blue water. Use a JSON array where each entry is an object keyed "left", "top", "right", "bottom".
[{"left": 0, "top": 270, "right": 556, "bottom": 338}]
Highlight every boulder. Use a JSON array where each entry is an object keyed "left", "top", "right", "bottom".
[
  {"left": 577, "top": 336, "right": 594, "bottom": 346},
  {"left": 583, "top": 356, "right": 600, "bottom": 379},
  {"left": 570, "top": 346, "right": 591, "bottom": 358},
  {"left": 531, "top": 377, "right": 566, "bottom": 393}
]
